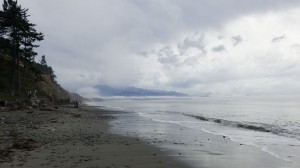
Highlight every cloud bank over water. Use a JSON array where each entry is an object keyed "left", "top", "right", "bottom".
[{"left": 22, "top": 0, "right": 300, "bottom": 97}]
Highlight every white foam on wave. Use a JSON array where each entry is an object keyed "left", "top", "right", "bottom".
[
  {"left": 261, "top": 147, "right": 295, "bottom": 164},
  {"left": 137, "top": 112, "right": 144, "bottom": 116},
  {"left": 93, "top": 105, "right": 133, "bottom": 113},
  {"left": 151, "top": 118, "right": 196, "bottom": 129},
  {"left": 201, "top": 126, "right": 298, "bottom": 165},
  {"left": 152, "top": 117, "right": 298, "bottom": 165}
]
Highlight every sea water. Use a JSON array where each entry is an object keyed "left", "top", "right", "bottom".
[{"left": 87, "top": 96, "right": 300, "bottom": 166}]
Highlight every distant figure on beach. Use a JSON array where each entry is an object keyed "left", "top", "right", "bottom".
[
  {"left": 28, "top": 91, "right": 32, "bottom": 99},
  {"left": 49, "top": 97, "right": 53, "bottom": 104},
  {"left": 33, "top": 90, "right": 37, "bottom": 98},
  {"left": 74, "top": 100, "right": 79, "bottom": 108}
]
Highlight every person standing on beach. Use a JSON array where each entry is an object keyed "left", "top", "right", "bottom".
[
  {"left": 74, "top": 100, "right": 79, "bottom": 108},
  {"left": 27, "top": 91, "right": 32, "bottom": 99}
]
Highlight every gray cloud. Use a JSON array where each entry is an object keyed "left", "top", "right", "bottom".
[
  {"left": 231, "top": 35, "right": 243, "bottom": 46},
  {"left": 271, "top": 35, "right": 286, "bottom": 43},
  {"left": 178, "top": 34, "right": 205, "bottom": 50},
  {"left": 171, "top": 0, "right": 300, "bottom": 29},
  {"left": 19, "top": 0, "right": 300, "bottom": 96},
  {"left": 157, "top": 46, "right": 179, "bottom": 65},
  {"left": 177, "top": 33, "right": 207, "bottom": 56},
  {"left": 212, "top": 45, "right": 226, "bottom": 52},
  {"left": 218, "top": 36, "right": 224, "bottom": 40}
]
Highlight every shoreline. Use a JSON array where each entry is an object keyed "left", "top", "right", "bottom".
[
  {"left": 1, "top": 103, "right": 299, "bottom": 168},
  {"left": 105, "top": 105, "right": 300, "bottom": 168},
  {"left": 0, "top": 105, "right": 189, "bottom": 168}
]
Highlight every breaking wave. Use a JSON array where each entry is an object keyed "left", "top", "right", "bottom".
[{"left": 185, "top": 114, "right": 300, "bottom": 140}]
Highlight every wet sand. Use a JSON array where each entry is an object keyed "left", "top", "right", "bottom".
[
  {"left": 0, "top": 106, "right": 189, "bottom": 168},
  {"left": 108, "top": 111, "right": 299, "bottom": 168}
]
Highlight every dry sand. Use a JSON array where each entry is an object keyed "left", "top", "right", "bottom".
[{"left": 0, "top": 106, "right": 189, "bottom": 168}]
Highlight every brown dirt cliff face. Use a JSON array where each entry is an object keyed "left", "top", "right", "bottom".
[{"left": 37, "top": 74, "right": 69, "bottom": 100}]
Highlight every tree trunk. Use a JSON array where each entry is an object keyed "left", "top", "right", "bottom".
[
  {"left": 10, "top": 41, "right": 16, "bottom": 97},
  {"left": 10, "top": 26, "right": 17, "bottom": 97},
  {"left": 17, "top": 52, "right": 21, "bottom": 94}
]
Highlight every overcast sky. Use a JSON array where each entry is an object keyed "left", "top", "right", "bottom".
[{"left": 21, "top": 0, "right": 300, "bottom": 97}]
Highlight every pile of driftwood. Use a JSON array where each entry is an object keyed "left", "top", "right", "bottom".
[{"left": 0, "top": 97, "right": 53, "bottom": 111}]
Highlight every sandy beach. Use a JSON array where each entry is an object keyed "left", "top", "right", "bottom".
[
  {"left": 0, "top": 106, "right": 189, "bottom": 168},
  {"left": 1, "top": 103, "right": 299, "bottom": 168}
]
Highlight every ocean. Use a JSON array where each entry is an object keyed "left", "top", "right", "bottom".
[{"left": 86, "top": 96, "right": 300, "bottom": 167}]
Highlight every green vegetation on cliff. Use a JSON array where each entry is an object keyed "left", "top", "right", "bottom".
[{"left": 0, "top": 0, "right": 69, "bottom": 101}]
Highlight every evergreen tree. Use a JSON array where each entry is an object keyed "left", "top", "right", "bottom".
[
  {"left": 37, "top": 55, "right": 56, "bottom": 82},
  {"left": 40, "top": 55, "right": 47, "bottom": 66},
  {"left": 0, "top": 0, "right": 44, "bottom": 96}
]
